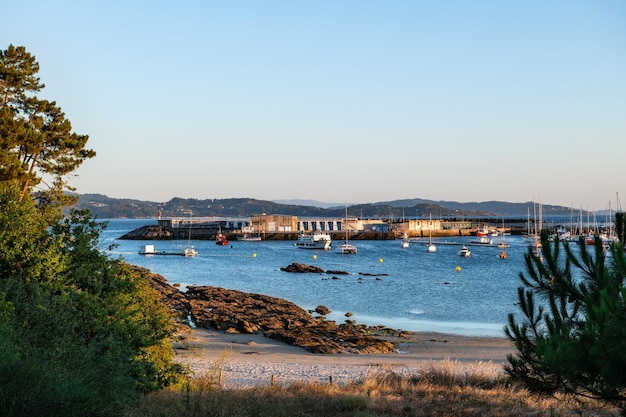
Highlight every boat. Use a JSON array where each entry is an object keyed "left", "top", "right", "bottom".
[
  {"left": 183, "top": 246, "right": 198, "bottom": 257},
  {"left": 470, "top": 235, "right": 494, "bottom": 245},
  {"left": 427, "top": 213, "right": 436, "bottom": 253},
  {"left": 240, "top": 233, "right": 262, "bottom": 242},
  {"left": 498, "top": 218, "right": 509, "bottom": 258},
  {"left": 474, "top": 226, "right": 489, "bottom": 237},
  {"left": 216, "top": 229, "right": 229, "bottom": 246},
  {"left": 401, "top": 232, "right": 409, "bottom": 248},
  {"left": 183, "top": 213, "right": 198, "bottom": 256},
  {"left": 458, "top": 245, "right": 471, "bottom": 257},
  {"left": 336, "top": 241, "right": 357, "bottom": 254},
  {"left": 336, "top": 203, "right": 357, "bottom": 254},
  {"left": 296, "top": 232, "right": 332, "bottom": 250}
]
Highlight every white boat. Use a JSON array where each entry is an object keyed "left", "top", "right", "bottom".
[
  {"left": 470, "top": 235, "right": 494, "bottom": 245},
  {"left": 296, "top": 232, "right": 332, "bottom": 250},
  {"left": 183, "top": 212, "right": 198, "bottom": 256},
  {"left": 240, "top": 233, "right": 262, "bottom": 242},
  {"left": 458, "top": 245, "right": 471, "bottom": 257},
  {"left": 336, "top": 241, "right": 357, "bottom": 254},
  {"left": 401, "top": 232, "right": 409, "bottom": 248},
  {"left": 336, "top": 203, "right": 357, "bottom": 254},
  {"left": 427, "top": 213, "right": 436, "bottom": 253},
  {"left": 183, "top": 246, "right": 198, "bottom": 257}
]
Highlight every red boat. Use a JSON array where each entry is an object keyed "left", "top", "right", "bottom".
[{"left": 216, "top": 233, "right": 229, "bottom": 245}]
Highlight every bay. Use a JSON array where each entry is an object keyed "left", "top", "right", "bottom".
[{"left": 100, "top": 219, "right": 530, "bottom": 337}]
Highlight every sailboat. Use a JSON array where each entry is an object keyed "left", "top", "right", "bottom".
[
  {"left": 183, "top": 212, "right": 198, "bottom": 257},
  {"left": 336, "top": 203, "right": 357, "bottom": 254},
  {"left": 401, "top": 231, "right": 409, "bottom": 248},
  {"left": 497, "top": 218, "right": 508, "bottom": 259},
  {"left": 427, "top": 213, "right": 436, "bottom": 253}
]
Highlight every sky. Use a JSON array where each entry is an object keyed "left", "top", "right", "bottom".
[{"left": 3, "top": 1, "right": 625, "bottom": 210}]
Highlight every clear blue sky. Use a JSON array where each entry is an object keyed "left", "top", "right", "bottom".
[{"left": 4, "top": 1, "right": 625, "bottom": 210}]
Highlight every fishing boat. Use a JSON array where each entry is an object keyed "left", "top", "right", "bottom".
[
  {"left": 296, "top": 232, "right": 332, "bottom": 250},
  {"left": 216, "top": 229, "right": 229, "bottom": 246},
  {"left": 458, "top": 245, "right": 471, "bottom": 257}
]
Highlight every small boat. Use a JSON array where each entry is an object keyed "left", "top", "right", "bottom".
[
  {"left": 216, "top": 232, "right": 229, "bottom": 246},
  {"left": 336, "top": 203, "right": 357, "bottom": 254},
  {"left": 240, "top": 233, "right": 262, "bottom": 242},
  {"left": 470, "top": 235, "right": 494, "bottom": 245},
  {"left": 336, "top": 241, "right": 357, "bottom": 254},
  {"left": 296, "top": 232, "right": 332, "bottom": 250},
  {"left": 183, "top": 212, "right": 198, "bottom": 256},
  {"left": 401, "top": 232, "right": 409, "bottom": 248},
  {"left": 498, "top": 249, "right": 508, "bottom": 259},
  {"left": 183, "top": 246, "right": 198, "bottom": 257},
  {"left": 458, "top": 245, "right": 471, "bottom": 257},
  {"left": 426, "top": 213, "right": 436, "bottom": 253}
]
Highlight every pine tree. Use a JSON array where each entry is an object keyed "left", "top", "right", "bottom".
[{"left": 505, "top": 224, "right": 626, "bottom": 412}]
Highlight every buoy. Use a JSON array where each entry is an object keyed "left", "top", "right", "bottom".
[
  {"left": 379, "top": 258, "right": 383, "bottom": 263},
  {"left": 455, "top": 266, "right": 461, "bottom": 272},
  {"left": 313, "top": 255, "right": 317, "bottom": 260},
  {"left": 252, "top": 253, "right": 256, "bottom": 258}
]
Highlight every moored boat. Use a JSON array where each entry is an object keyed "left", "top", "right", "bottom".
[
  {"left": 459, "top": 245, "right": 471, "bottom": 257},
  {"left": 336, "top": 241, "right": 357, "bottom": 254},
  {"left": 240, "top": 233, "right": 262, "bottom": 242},
  {"left": 216, "top": 232, "right": 229, "bottom": 246},
  {"left": 296, "top": 232, "right": 332, "bottom": 250}
]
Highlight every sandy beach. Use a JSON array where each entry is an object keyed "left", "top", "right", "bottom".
[{"left": 174, "top": 327, "right": 515, "bottom": 387}]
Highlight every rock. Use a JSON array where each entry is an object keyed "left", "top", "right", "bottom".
[
  {"left": 280, "top": 263, "right": 325, "bottom": 273},
  {"left": 345, "top": 311, "right": 353, "bottom": 317},
  {"left": 143, "top": 268, "right": 397, "bottom": 355},
  {"left": 326, "top": 270, "right": 349, "bottom": 275},
  {"left": 315, "top": 305, "right": 331, "bottom": 315}
]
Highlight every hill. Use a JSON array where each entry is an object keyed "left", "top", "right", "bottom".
[{"left": 74, "top": 194, "right": 578, "bottom": 219}]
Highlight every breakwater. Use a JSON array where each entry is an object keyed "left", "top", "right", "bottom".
[{"left": 119, "top": 220, "right": 532, "bottom": 241}]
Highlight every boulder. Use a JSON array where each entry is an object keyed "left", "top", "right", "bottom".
[
  {"left": 280, "top": 263, "right": 325, "bottom": 273},
  {"left": 315, "top": 305, "right": 331, "bottom": 315}
]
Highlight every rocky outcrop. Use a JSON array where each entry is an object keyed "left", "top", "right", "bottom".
[
  {"left": 280, "top": 263, "right": 325, "bottom": 273},
  {"left": 141, "top": 267, "right": 397, "bottom": 354}
]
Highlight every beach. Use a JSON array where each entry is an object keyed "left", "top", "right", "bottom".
[{"left": 173, "top": 327, "right": 515, "bottom": 388}]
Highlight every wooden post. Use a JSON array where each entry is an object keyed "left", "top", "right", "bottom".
[
  {"left": 219, "top": 371, "right": 223, "bottom": 387},
  {"left": 271, "top": 374, "right": 275, "bottom": 387},
  {"left": 329, "top": 375, "right": 333, "bottom": 384}
]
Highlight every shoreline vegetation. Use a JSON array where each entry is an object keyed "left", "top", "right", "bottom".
[{"left": 130, "top": 265, "right": 619, "bottom": 416}]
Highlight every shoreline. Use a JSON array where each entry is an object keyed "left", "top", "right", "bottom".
[{"left": 173, "top": 326, "right": 515, "bottom": 387}]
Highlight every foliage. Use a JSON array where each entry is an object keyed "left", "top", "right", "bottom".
[
  {"left": 616, "top": 211, "right": 625, "bottom": 245},
  {"left": 125, "top": 365, "right": 618, "bottom": 417},
  {"left": 0, "top": 44, "right": 95, "bottom": 219},
  {"left": 0, "top": 187, "right": 184, "bottom": 416},
  {"left": 505, "top": 228, "right": 626, "bottom": 412}
]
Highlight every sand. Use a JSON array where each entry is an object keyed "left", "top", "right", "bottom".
[{"left": 173, "top": 327, "right": 515, "bottom": 387}]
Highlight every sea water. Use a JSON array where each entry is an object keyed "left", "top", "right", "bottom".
[{"left": 100, "top": 219, "right": 534, "bottom": 337}]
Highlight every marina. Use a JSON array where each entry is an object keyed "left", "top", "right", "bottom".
[{"left": 102, "top": 219, "right": 559, "bottom": 337}]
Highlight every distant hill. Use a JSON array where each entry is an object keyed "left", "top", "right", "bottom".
[{"left": 74, "top": 194, "right": 581, "bottom": 219}]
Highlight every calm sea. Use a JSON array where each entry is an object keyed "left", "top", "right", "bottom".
[{"left": 100, "top": 219, "right": 542, "bottom": 337}]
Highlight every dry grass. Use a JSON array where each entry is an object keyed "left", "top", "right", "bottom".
[{"left": 125, "top": 359, "right": 620, "bottom": 417}]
